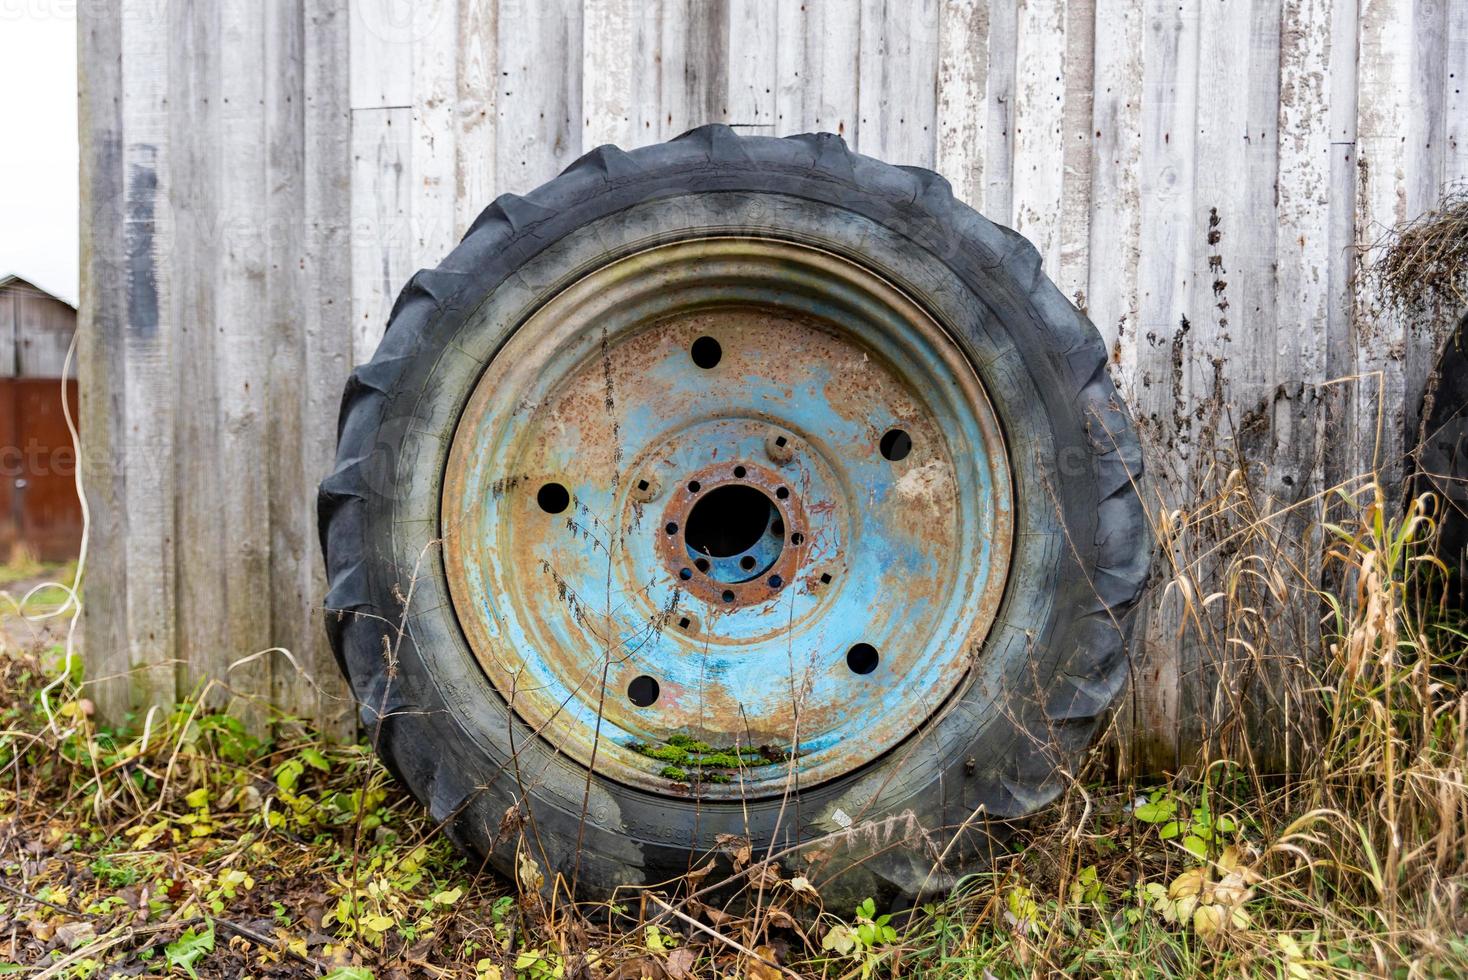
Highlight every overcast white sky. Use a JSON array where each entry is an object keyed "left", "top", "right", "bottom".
[{"left": 0, "top": 7, "right": 78, "bottom": 305}]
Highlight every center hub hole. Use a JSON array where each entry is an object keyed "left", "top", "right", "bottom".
[{"left": 682, "top": 482, "right": 783, "bottom": 584}]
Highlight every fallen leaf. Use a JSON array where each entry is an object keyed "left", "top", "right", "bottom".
[
  {"left": 55, "top": 920, "right": 96, "bottom": 950},
  {"left": 665, "top": 947, "right": 696, "bottom": 979}
]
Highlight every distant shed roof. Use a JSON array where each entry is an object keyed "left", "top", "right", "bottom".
[{"left": 1, "top": 274, "right": 77, "bottom": 378}]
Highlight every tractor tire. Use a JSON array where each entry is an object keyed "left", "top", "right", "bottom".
[
  {"left": 1416, "top": 310, "right": 1468, "bottom": 602},
  {"left": 319, "top": 125, "right": 1152, "bottom": 907}
]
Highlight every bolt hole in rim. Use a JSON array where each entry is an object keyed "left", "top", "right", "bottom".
[{"left": 442, "top": 238, "right": 1012, "bottom": 798}]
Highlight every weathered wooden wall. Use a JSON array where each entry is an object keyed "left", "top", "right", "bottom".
[{"left": 81, "top": 0, "right": 1468, "bottom": 763}]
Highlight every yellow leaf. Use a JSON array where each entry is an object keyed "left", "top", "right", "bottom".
[
  {"left": 517, "top": 851, "right": 544, "bottom": 893},
  {"left": 363, "top": 914, "right": 396, "bottom": 933},
  {"left": 1192, "top": 904, "right": 1223, "bottom": 936},
  {"left": 430, "top": 887, "right": 463, "bottom": 906},
  {"left": 185, "top": 786, "right": 210, "bottom": 809}
]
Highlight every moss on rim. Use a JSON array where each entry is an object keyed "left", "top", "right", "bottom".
[{"left": 629, "top": 734, "right": 788, "bottom": 783}]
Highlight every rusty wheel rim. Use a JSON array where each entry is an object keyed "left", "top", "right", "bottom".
[{"left": 442, "top": 237, "right": 1013, "bottom": 798}]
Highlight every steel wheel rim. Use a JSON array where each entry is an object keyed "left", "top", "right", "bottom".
[{"left": 442, "top": 237, "right": 1013, "bottom": 798}]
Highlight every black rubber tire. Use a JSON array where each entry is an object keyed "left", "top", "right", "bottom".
[
  {"left": 319, "top": 126, "right": 1152, "bottom": 907},
  {"left": 1415, "top": 310, "right": 1468, "bottom": 603}
]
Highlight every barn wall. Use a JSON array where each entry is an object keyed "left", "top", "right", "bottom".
[{"left": 81, "top": 0, "right": 1468, "bottom": 763}]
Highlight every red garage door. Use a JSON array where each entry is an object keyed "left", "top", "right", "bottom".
[{"left": 0, "top": 378, "right": 82, "bottom": 563}]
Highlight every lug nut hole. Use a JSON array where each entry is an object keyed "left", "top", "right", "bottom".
[
  {"left": 691, "top": 336, "right": 722, "bottom": 369},
  {"left": 665, "top": 521, "right": 679, "bottom": 535},
  {"left": 880, "top": 429, "right": 913, "bottom": 461},
  {"left": 679, "top": 567, "right": 692, "bottom": 580},
  {"left": 721, "top": 590, "right": 736, "bottom": 603},
  {"left": 537, "top": 482, "right": 570, "bottom": 514},
  {"left": 790, "top": 532, "right": 804, "bottom": 546},
  {"left": 768, "top": 575, "right": 783, "bottom": 588},
  {"left": 628, "top": 675, "right": 660, "bottom": 707},
  {"left": 775, "top": 486, "right": 789, "bottom": 499},
  {"left": 846, "top": 643, "right": 879, "bottom": 675},
  {"left": 695, "top": 558, "right": 710, "bottom": 573},
  {"left": 740, "top": 555, "right": 756, "bottom": 571},
  {"left": 687, "top": 480, "right": 701, "bottom": 493}
]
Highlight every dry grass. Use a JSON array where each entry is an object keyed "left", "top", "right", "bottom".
[
  {"left": 0, "top": 464, "right": 1465, "bottom": 978},
  {"left": 1371, "top": 183, "right": 1468, "bottom": 314}
]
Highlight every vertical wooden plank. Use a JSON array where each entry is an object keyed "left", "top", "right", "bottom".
[
  {"left": 857, "top": 0, "right": 940, "bottom": 167},
  {"left": 770, "top": 0, "right": 862, "bottom": 138},
  {"left": 583, "top": 0, "right": 635, "bottom": 148},
  {"left": 1056, "top": 0, "right": 1095, "bottom": 303},
  {"left": 1011, "top": 0, "right": 1094, "bottom": 300},
  {"left": 1190, "top": 0, "right": 1280, "bottom": 424},
  {"left": 935, "top": 0, "right": 990, "bottom": 211},
  {"left": 350, "top": 0, "right": 414, "bottom": 108},
  {"left": 1122, "top": 0, "right": 1200, "bottom": 772},
  {"left": 772, "top": 0, "right": 807, "bottom": 134},
  {"left": 1448, "top": 3, "right": 1468, "bottom": 185},
  {"left": 1354, "top": 0, "right": 1414, "bottom": 483},
  {"left": 727, "top": 0, "right": 778, "bottom": 128},
  {"left": 170, "top": 0, "right": 224, "bottom": 707},
  {"left": 983, "top": 0, "right": 1018, "bottom": 223},
  {"left": 264, "top": 0, "right": 314, "bottom": 724},
  {"left": 350, "top": 109, "right": 412, "bottom": 359},
  {"left": 1401, "top": 0, "right": 1451, "bottom": 463},
  {"left": 114, "top": 0, "right": 179, "bottom": 717},
  {"left": 497, "top": 0, "right": 583, "bottom": 191},
  {"left": 1087, "top": 0, "right": 1143, "bottom": 363},
  {"left": 213, "top": 0, "right": 274, "bottom": 721},
  {"left": 457, "top": 0, "right": 499, "bottom": 232},
  {"left": 302, "top": 0, "right": 357, "bottom": 738},
  {"left": 1322, "top": 0, "right": 1359, "bottom": 496},
  {"left": 1274, "top": 0, "right": 1335, "bottom": 500},
  {"left": 413, "top": 0, "right": 460, "bottom": 266},
  {"left": 1011, "top": 0, "right": 1068, "bottom": 269},
  {"left": 665, "top": 0, "right": 730, "bottom": 134}
]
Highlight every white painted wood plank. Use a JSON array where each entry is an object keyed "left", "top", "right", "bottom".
[
  {"left": 118, "top": 0, "right": 179, "bottom": 715},
  {"left": 1011, "top": 0, "right": 1069, "bottom": 271},
  {"left": 1056, "top": 0, "right": 1095, "bottom": 304},
  {"left": 857, "top": 0, "right": 940, "bottom": 167},
  {"left": 727, "top": 0, "right": 778, "bottom": 129},
  {"left": 583, "top": 0, "right": 636, "bottom": 148},
  {"left": 1448, "top": 1, "right": 1468, "bottom": 185},
  {"left": 935, "top": 0, "right": 990, "bottom": 210},
  {"left": 983, "top": 0, "right": 1017, "bottom": 223},
  {"left": 350, "top": 107, "right": 413, "bottom": 359},
  {"left": 1407, "top": 0, "right": 1447, "bottom": 219},
  {"left": 263, "top": 0, "right": 314, "bottom": 726},
  {"left": 773, "top": 0, "right": 808, "bottom": 134},
  {"left": 655, "top": 0, "right": 730, "bottom": 138},
  {"left": 170, "top": 0, "right": 226, "bottom": 706},
  {"left": 800, "top": 0, "right": 861, "bottom": 137},
  {"left": 1273, "top": 0, "right": 1335, "bottom": 499},
  {"left": 78, "top": 0, "right": 133, "bottom": 721},
  {"left": 350, "top": 0, "right": 414, "bottom": 108},
  {"left": 1087, "top": 0, "right": 1143, "bottom": 365},
  {"left": 1322, "top": 0, "right": 1360, "bottom": 495},
  {"left": 496, "top": 0, "right": 583, "bottom": 191},
  {"left": 1122, "top": 0, "right": 1201, "bottom": 772},
  {"left": 215, "top": 0, "right": 274, "bottom": 723},
  {"left": 303, "top": 0, "right": 357, "bottom": 738},
  {"left": 1354, "top": 0, "right": 1415, "bottom": 483},
  {"left": 413, "top": 0, "right": 459, "bottom": 265},
  {"left": 456, "top": 0, "right": 498, "bottom": 233}
]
